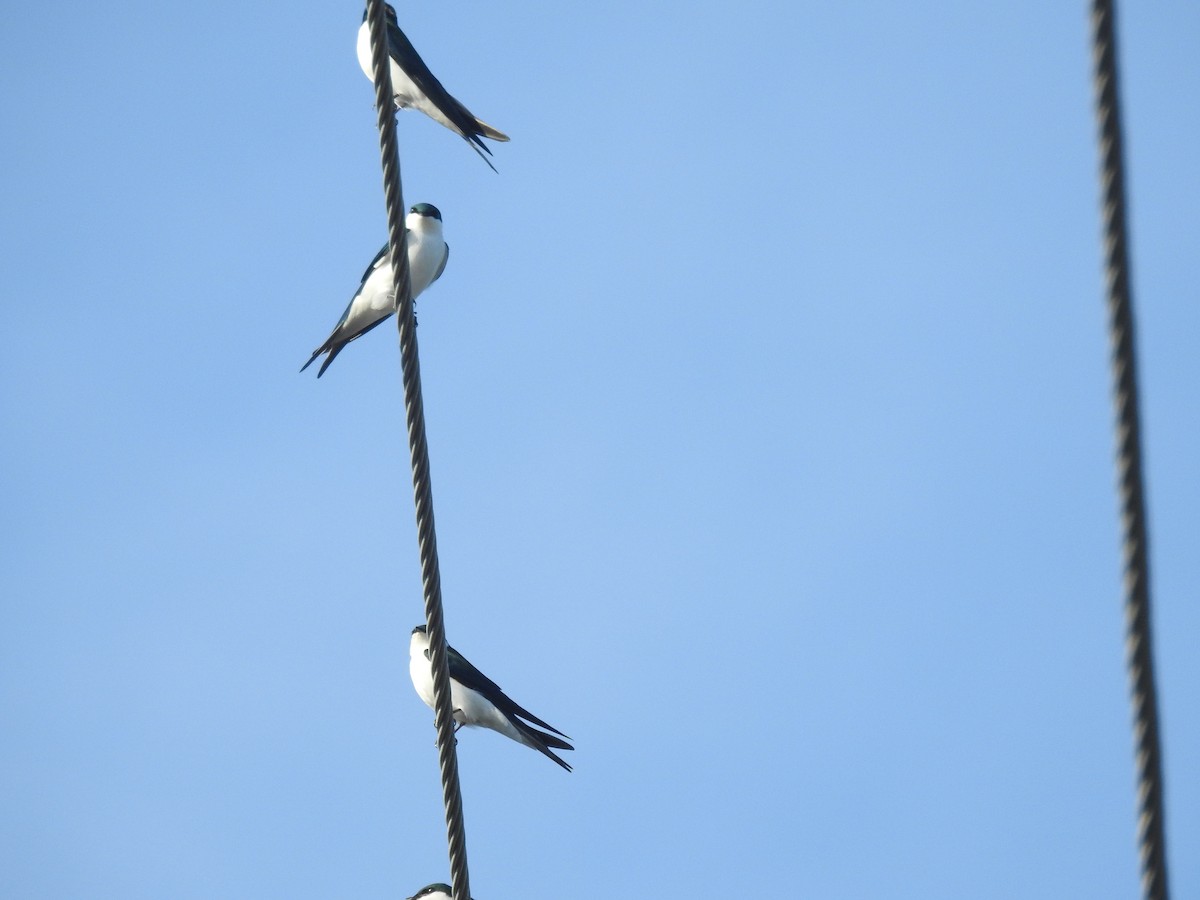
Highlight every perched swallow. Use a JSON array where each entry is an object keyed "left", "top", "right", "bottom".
[
  {"left": 301, "top": 203, "right": 448, "bottom": 377},
  {"left": 357, "top": 4, "right": 509, "bottom": 171},
  {"left": 409, "top": 625, "right": 573, "bottom": 771}
]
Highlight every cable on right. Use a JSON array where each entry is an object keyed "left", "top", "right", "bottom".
[{"left": 1087, "top": 4, "right": 1170, "bottom": 898}]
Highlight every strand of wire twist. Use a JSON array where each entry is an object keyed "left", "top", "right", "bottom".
[
  {"left": 1088, "top": 4, "right": 1169, "bottom": 898},
  {"left": 364, "top": 2, "right": 470, "bottom": 897}
]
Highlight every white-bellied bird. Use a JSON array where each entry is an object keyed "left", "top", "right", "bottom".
[
  {"left": 357, "top": 4, "right": 509, "bottom": 171},
  {"left": 408, "top": 884, "right": 469, "bottom": 900},
  {"left": 409, "top": 625, "right": 573, "bottom": 771},
  {"left": 301, "top": 203, "right": 448, "bottom": 378}
]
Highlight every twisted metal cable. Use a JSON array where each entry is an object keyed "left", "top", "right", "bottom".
[
  {"left": 364, "top": 2, "right": 470, "bottom": 898},
  {"left": 1087, "top": 4, "right": 1169, "bottom": 898}
]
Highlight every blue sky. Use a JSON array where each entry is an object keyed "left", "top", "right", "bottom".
[{"left": 2, "top": 2, "right": 1198, "bottom": 897}]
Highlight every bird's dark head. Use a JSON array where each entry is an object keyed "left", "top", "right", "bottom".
[
  {"left": 407, "top": 885, "right": 452, "bottom": 900},
  {"left": 409, "top": 203, "right": 442, "bottom": 222},
  {"left": 361, "top": 3, "right": 398, "bottom": 23},
  {"left": 411, "top": 624, "right": 428, "bottom": 635}
]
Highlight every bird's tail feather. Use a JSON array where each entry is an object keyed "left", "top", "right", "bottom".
[
  {"left": 507, "top": 701, "right": 571, "bottom": 741},
  {"left": 516, "top": 721, "right": 573, "bottom": 772},
  {"left": 301, "top": 335, "right": 337, "bottom": 376},
  {"left": 465, "top": 135, "right": 499, "bottom": 174},
  {"left": 475, "top": 120, "right": 509, "bottom": 142},
  {"left": 315, "top": 344, "right": 343, "bottom": 378},
  {"left": 533, "top": 729, "right": 572, "bottom": 751}
]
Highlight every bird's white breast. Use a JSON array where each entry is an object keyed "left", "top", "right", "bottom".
[
  {"left": 346, "top": 219, "right": 444, "bottom": 331},
  {"left": 405, "top": 218, "right": 446, "bottom": 299},
  {"left": 407, "top": 631, "right": 521, "bottom": 741},
  {"left": 408, "top": 630, "right": 437, "bottom": 708},
  {"left": 356, "top": 23, "right": 424, "bottom": 111}
]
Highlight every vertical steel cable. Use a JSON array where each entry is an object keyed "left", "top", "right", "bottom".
[
  {"left": 1087, "top": 3, "right": 1170, "bottom": 898},
  {"left": 363, "top": 2, "right": 471, "bottom": 898}
]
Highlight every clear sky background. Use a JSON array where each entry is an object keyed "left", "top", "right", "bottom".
[{"left": 2, "top": 2, "right": 1197, "bottom": 898}]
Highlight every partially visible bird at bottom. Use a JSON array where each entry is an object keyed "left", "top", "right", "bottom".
[
  {"left": 408, "top": 884, "right": 467, "bottom": 900},
  {"left": 300, "top": 203, "right": 448, "bottom": 378},
  {"left": 409, "top": 625, "right": 574, "bottom": 771}
]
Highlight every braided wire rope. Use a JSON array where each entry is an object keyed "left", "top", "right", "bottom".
[
  {"left": 363, "top": 2, "right": 471, "bottom": 897},
  {"left": 1087, "top": 3, "right": 1169, "bottom": 898}
]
